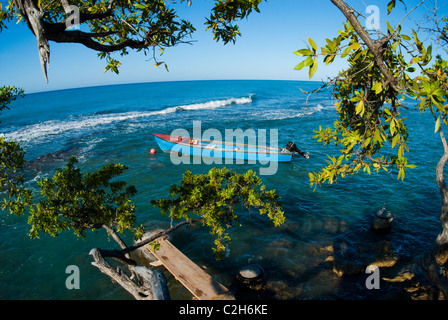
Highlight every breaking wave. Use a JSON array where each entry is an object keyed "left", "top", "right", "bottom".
[
  {"left": 176, "top": 95, "right": 254, "bottom": 111},
  {"left": 262, "top": 104, "right": 335, "bottom": 121},
  {"left": 1, "top": 95, "right": 254, "bottom": 144}
]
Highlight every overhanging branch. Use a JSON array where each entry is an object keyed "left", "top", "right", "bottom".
[
  {"left": 93, "top": 220, "right": 202, "bottom": 264},
  {"left": 330, "top": 0, "right": 399, "bottom": 92},
  {"left": 45, "top": 28, "right": 148, "bottom": 52}
]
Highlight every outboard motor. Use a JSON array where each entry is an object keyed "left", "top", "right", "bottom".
[{"left": 286, "top": 141, "right": 309, "bottom": 158}]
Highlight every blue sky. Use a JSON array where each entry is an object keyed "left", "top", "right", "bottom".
[{"left": 1, "top": 0, "right": 446, "bottom": 93}]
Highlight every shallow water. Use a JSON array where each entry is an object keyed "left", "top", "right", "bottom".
[{"left": 0, "top": 80, "right": 443, "bottom": 299}]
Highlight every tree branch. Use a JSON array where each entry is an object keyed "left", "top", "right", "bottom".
[
  {"left": 330, "top": 0, "right": 399, "bottom": 92},
  {"left": 45, "top": 28, "right": 148, "bottom": 52},
  {"left": 101, "top": 224, "right": 128, "bottom": 250},
  {"left": 95, "top": 220, "right": 202, "bottom": 264},
  {"left": 123, "top": 219, "right": 202, "bottom": 255},
  {"left": 16, "top": 0, "right": 50, "bottom": 82}
]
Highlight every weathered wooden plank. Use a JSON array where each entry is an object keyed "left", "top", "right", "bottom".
[{"left": 147, "top": 238, "right": 234, "bottom": 300}]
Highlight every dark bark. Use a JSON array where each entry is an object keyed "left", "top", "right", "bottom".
[
  {"left": 45, "top": 28, "right": 148, "bottom": 52},
  {"left": 12, "top": 0, "right": 151, "bottom": 81},
  {"left": 330, "top": 0, "right": 399, "bottom": 92}
]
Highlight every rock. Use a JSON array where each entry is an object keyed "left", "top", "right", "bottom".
[
  {"left": 320, "top": 245, "right": 334, "bottom": 255},
  {"left": 372, "top": 207, "right": 394, "bottom": 232},
  {"left": 370, "top": 256, "right": 398, "bottom": 268},
  {"left": 265, "top": 280, "right": 303, "bottom": 299},
  {"left": 332, "top": 259, "right": 365, "bottom": 277},
  {"left": 436, "top": 249, "right": 448, "bottom": 265},
  {"left": 383, "top": 271, "right": 415, "bottom": 283}
]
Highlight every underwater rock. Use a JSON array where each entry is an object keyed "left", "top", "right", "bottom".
[
  {"left": 332, "top": 258, "right": 365, "bottom": 277},
  {"left": 372, "top": 207, "right": 394, "bottom": 232}
]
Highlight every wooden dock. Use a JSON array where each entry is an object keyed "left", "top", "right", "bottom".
[{"left": 146, "top": 237, "right": 234, "bottom": 300}]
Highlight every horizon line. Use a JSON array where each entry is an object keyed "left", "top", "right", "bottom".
[{"left": 26, "top": 78, "right": 327, "bottom": 95}]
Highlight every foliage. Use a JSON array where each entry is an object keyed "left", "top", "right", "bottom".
[
  {"left": 205, "top": 0, "right": 263, "bottom": 44},
  {"left": 0, "top": 85, "right": 24, "bottom": 113},
  {"left": 0, "top": 136, "right": 32, "bottom": 215},
  {"left": 151, "top": 167, "right": 285, "bottom": 258},
  {"left": 293, "top": 0, "right": 439, "bottom": 188},
  {"left": 0, "top": 1, "right": 14, "bottom": 31},
  {"left": 0, "top": 0, "right": 264, "bottom": 75},
  {"left": 293, "top": 1, "right": 448, "bottom": 295},
  {"left": 28, "top": 156, "right": 143, "bottom": 240},
  {"left": 0, "top": 85, "right": 32, "bottom": 216}
]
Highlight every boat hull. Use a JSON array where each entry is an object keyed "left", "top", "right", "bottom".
[{"left": 153, "top": 134, "right": 293, "bottom": 162}]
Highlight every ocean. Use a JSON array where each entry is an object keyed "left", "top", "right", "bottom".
[{"left": 0, "top": 80, "right": 443, "bottom": 299}]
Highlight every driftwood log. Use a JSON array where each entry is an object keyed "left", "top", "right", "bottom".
[
  {"left": 89, "top": 248, "right": 170, "bottom": 300},
  {"left": 88, "top": 220, "right": 201, "bottom": 300}
]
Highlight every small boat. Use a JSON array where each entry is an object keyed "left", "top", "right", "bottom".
[{"left": 153, "top": 133, "right": 309, "bottom": 162}]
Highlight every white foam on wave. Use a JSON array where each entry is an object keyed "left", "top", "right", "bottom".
[
  {"left": 266, "top": 104, "right": 334, "bottom": 120},
  {"left": 177, "top": 95, "right": 254, "bottom": 111},
  {"left": 1, "top": 95, "right": 254, "bottom": 144}
]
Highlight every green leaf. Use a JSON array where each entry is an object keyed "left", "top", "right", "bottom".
[
  {"left": 304, "top": 56, "right": 313, "bottom": 67},
  {"left": 391, "top": 134, "right": 400, "bottom": 148},
  {"left": 435, "top": 116, "right": 441, "bottom": 133},
  {"left": 386, "top": 21, "right": 394, "bottom": 34},
  {"left": 387, "top": 0, "right": 396, "bottom": 14},
  {"left": 390, "top": 119, "right": 396, "bottom": 135},
  {"left": 372, "top": 82, "right": 382, "bottom": 94},
  {"left": 293, "top": 49, "right": 313, "bottom": 56},
  {"left": 134, "top": 3, "right": 146, "bottom": 10},
  {"left": 294, "top": 60, "right": 306, "bottom": 71},
  {"left": 355, "top": 100, "right": 365, "bottom": 116},
  {"left": 350, "top": 42, "right": 361, "bottom": 51},
  {"left": 401, "top": 34, "right": 411, "bottom": 41},
  {"left": 309, "top": 58, "right": 318, "bottom": 79},
  {"left": 308, "top": 37, "right": 317, "bottom": 52}
]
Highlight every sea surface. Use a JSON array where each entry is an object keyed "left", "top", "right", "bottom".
[{"left": 0, "top": 80, "right": 444, "bottom": 299}]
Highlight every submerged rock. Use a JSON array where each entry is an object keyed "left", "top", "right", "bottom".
[{"left": 372, "top": 207, "right": 394, "bottom": 233}]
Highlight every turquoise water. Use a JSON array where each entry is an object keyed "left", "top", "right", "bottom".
[{"left": 0, "top": 80, "right": 443, "bottom": 299}]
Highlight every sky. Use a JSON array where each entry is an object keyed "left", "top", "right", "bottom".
[{"left": 1, "top": 0, "right": 447, "bottom": 93}]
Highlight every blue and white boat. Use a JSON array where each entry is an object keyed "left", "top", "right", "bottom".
[{"left": 153, "top": 133, "right": 309, "bottom": 162}]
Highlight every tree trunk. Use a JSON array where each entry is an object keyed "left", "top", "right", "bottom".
[
  {"left": 420, "top": 126, "right": 448, "bottom": 299},
  {"left": 13, "top": 0, "right": 50, "bottom": 82},
  {"left": 435, "top": 127, "right": 448, "bottom": 244},
  {"left": 89, "top": 248, "right": 170, "bottom": 300},
  {"left": 131, "top": 266, "right": 171, "bottom": 300},
  {"left": 88, "top": 221, "right": 200, "bottom": 299}
]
